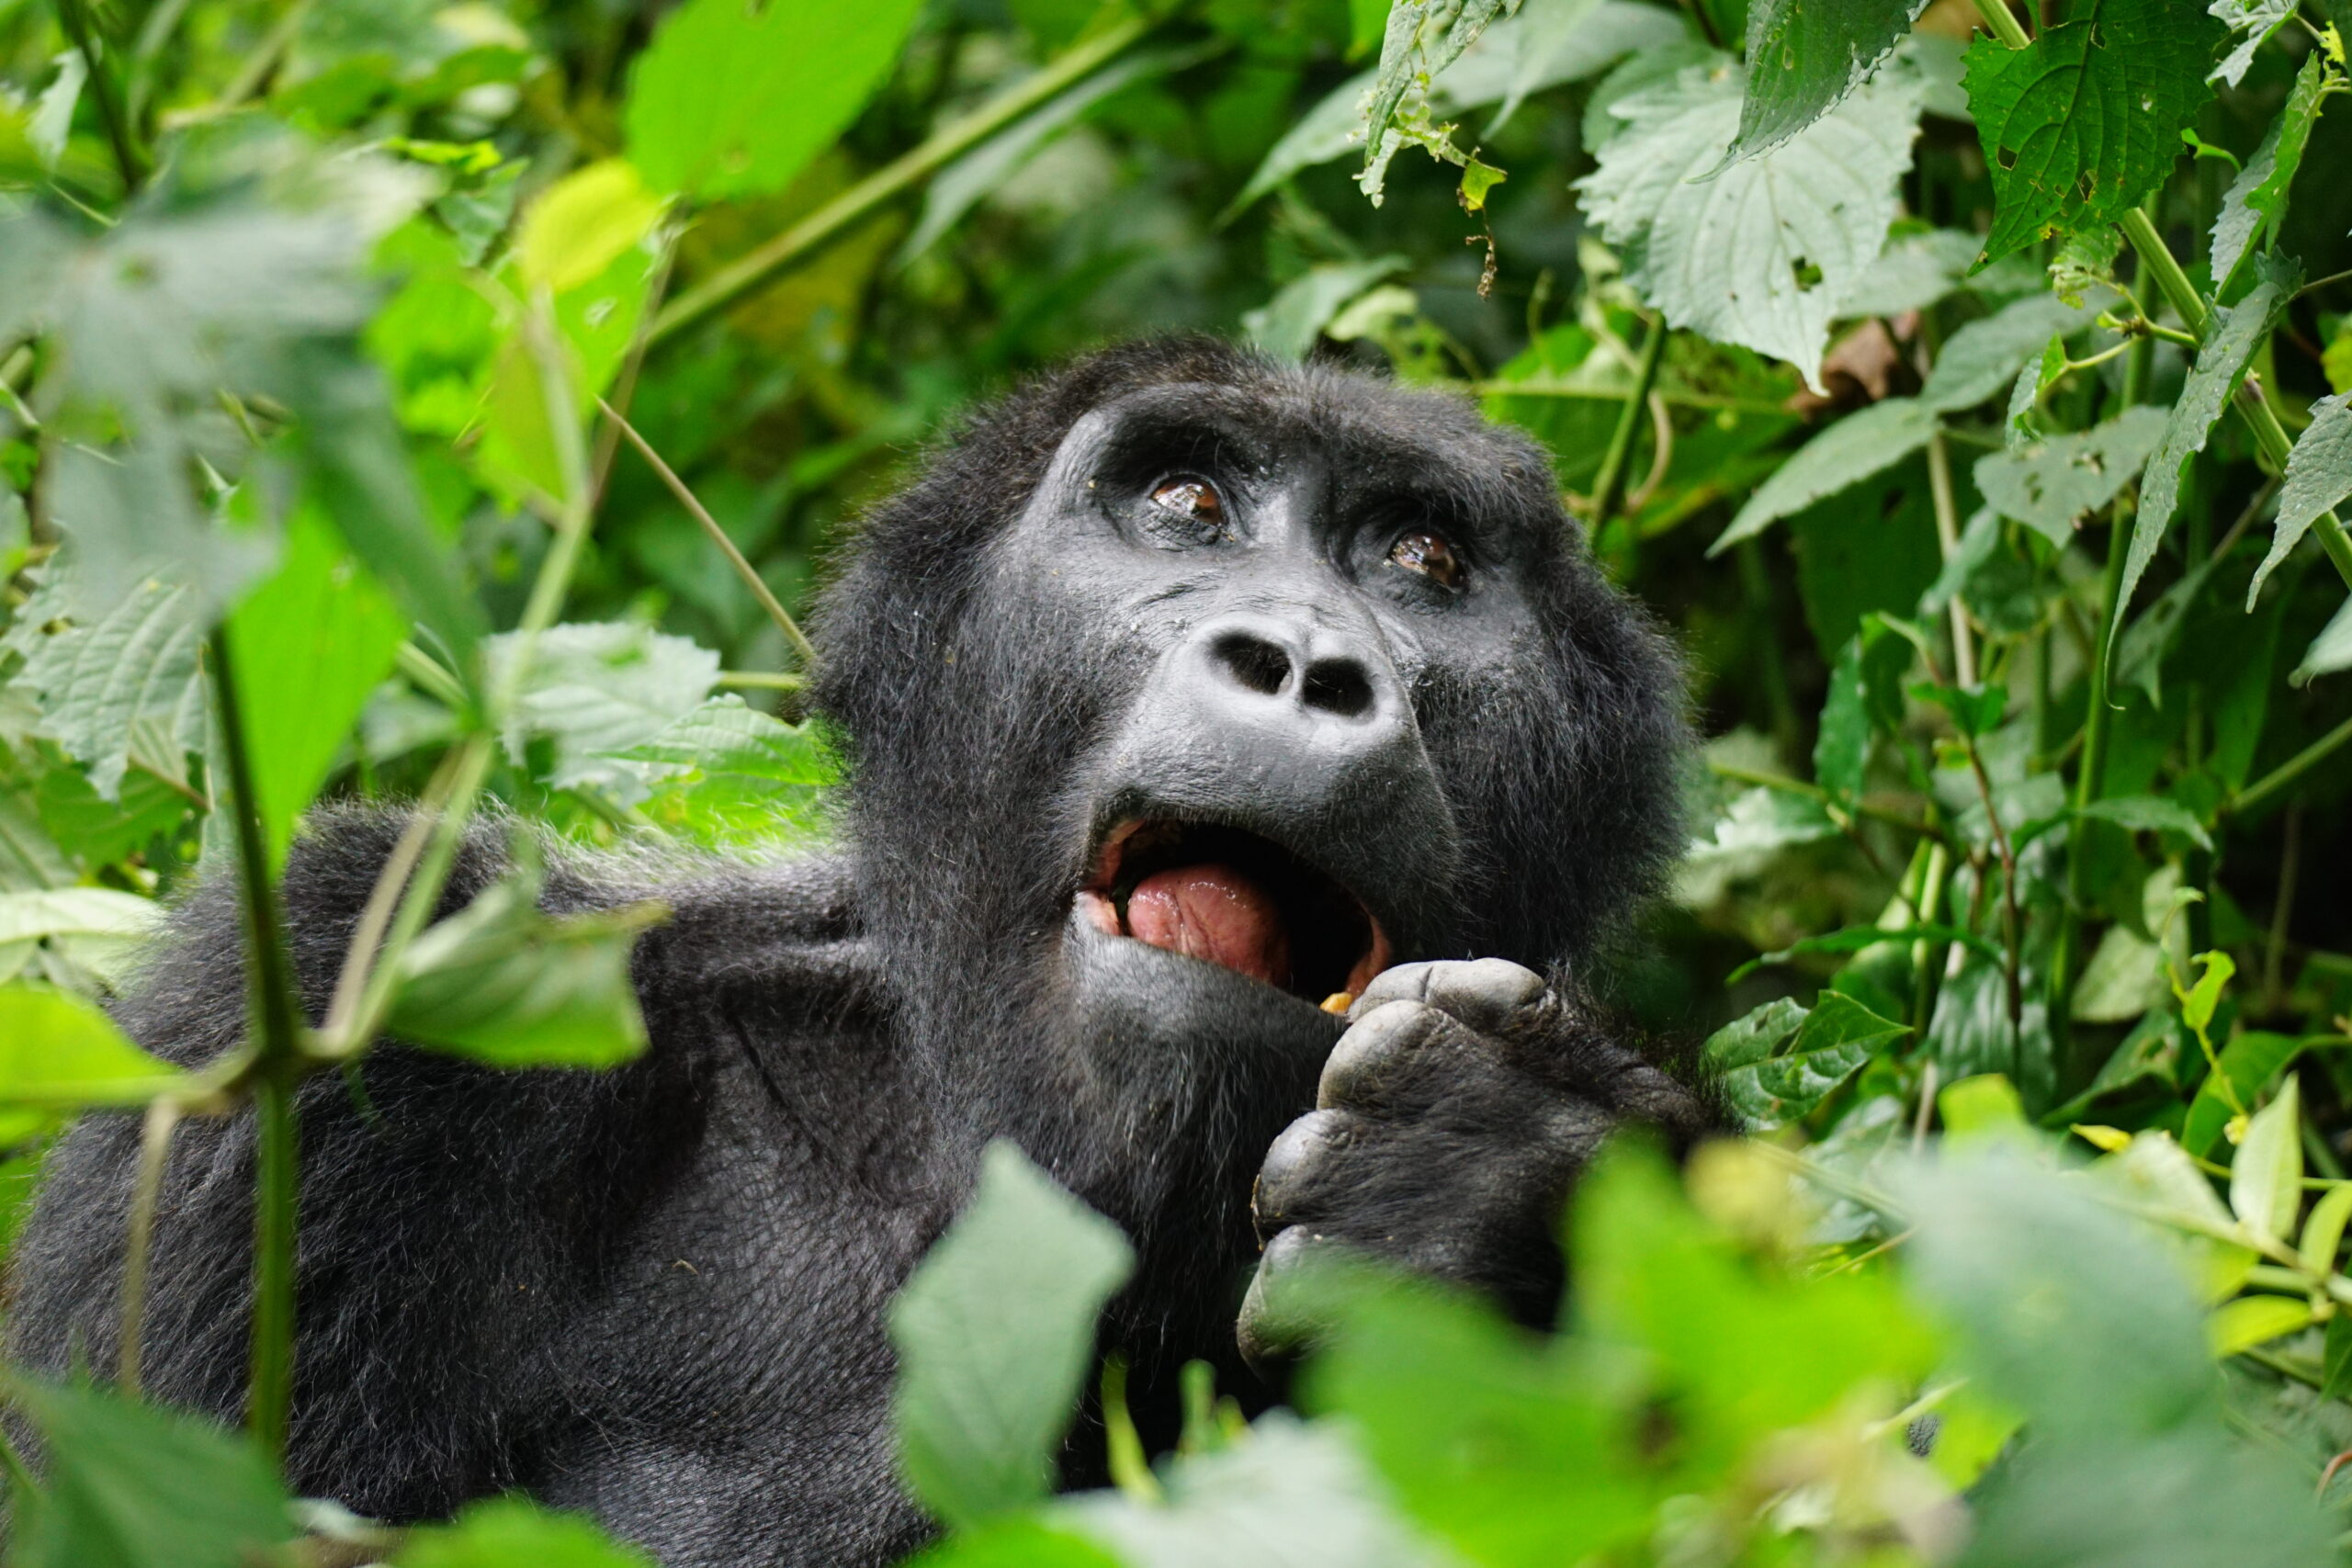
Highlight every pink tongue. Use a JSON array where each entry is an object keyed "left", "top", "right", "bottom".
[{"left": 1125, "top": 863, "right": 1290, "bottom": 987}]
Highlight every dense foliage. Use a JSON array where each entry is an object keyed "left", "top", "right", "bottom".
[{"left": 4, "top": 0, "right": 2352, "bottom": 1561}]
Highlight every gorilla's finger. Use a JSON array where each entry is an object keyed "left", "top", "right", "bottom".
[
  {"left": 1237, "top": 1224, "right": 1333, "bottom": 1375},
  {"left": 1317, "top": 999, "right": 1469, "bottom": 1111},
  {"left": 1253, "top": 1109, "right": 1361, "bottom": 1233},
  {"left": 1351, "top": 957, "right": 1545, "bottom": 1034}
]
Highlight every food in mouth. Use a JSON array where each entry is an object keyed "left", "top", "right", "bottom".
[{"left": 1076, "top": 819, "right": 1390, "bottom": 1001}]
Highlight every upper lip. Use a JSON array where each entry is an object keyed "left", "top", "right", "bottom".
[{"left": 1074, "top": 813, "right": 1392, "bottom": 1003}]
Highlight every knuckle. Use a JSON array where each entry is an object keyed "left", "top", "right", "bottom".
[{"left": 1317, "top": 1000, "right": 1439, "bottom": 1109}]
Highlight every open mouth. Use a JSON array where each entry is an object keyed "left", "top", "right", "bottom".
[{"left": 1076, "top": 819, "right": 1391, "bottom": 1006}]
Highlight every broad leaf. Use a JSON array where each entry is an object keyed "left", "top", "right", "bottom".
[
  {"left": 490, "top": 622, "right": 719, "bottom": 802},
  {"left": 2078, "top": 794, "right": 2212, "bottom": 851},
  {"left": 7, "top": 1380, "right": 293, "bottom": 1568},
  {"left": 890, "top": 1142, "right": 1134, "bottom": 1529},
  {"left": 2229, "top": 1076, "right": 2301, "bottom": 1242},
  {"left": 2208, "top": 1293, "right": 2312, "bottom": 1355},
  {"left": 1918, "top": 293, "right": 2103, "bottom": 412},
  {"left": 2254, "top": 391, "right": 2352, "bottom": 604},
  {"left": 2208, "top": 0, "right": 2297, "bottom": 86},
  {"left": 620, "top": 695, "right": 838, "bottom": 848},
  {"left": 11, "top": 572, "right": 205, "bottom": 802},
  {"left": 397, "top": 1497, "right": 655, "bottom": 1568},
  {"left": 2296, "top": 593, "right": 2352, "bottom": 683},
  {"left": 388, "top": 857, "right": 665, "bottom": 1068},
  {"left": 1962, "top": 0, "right": 2223, "bottom": 265},
  {"left": 2300, "top": 1181, "right": 2352, "bottom": 1275},
  {"left": 1705, "top": 992, "right": 1905, "bottom": 1129},
  {"left": 1577, "top": 62, "right": 1923, "bottom": 394},
  {"left": 1973, "top": 404, "right": 2167, "bottom": 547},
  {"left": 1710, "top": 396, "right": 1939, "bottom": 552},
  {"left": 224, "top": 511, "right": 407, "bottom": 871},
  {"left": 2210, "top": 53, "right": 2325, "bottom": 297},
  {"left": 1726, "top": 0, "right": 1933, "bottom": 163},
  {"left": 627, "top": 0, "right": 926, "bottom": 201},
  {"left": 1687, "top": 784, "right": 1839, "bottom": 858},
  {"left": 0, "top": 985, "right": 184, "bottom": 1106},
  {"left": 2112, "top": 257, "right": 2296, "bottom": 667},
  {"left": 1243, "top": 256, "right": 1411, "bottom": 363},
  {"left": 0, "top": 888, "right": 162, "bottom": 989},
  {"left": 515, "top": 160, "right": 666, "bottom": 294}
]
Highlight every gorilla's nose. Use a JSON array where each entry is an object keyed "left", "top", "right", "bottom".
[{"left": 1184, "top": 614, "right": 1404, "bottom": 745}]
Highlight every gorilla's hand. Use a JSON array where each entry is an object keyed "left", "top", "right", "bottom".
[{"left": 1239, "top": 959, "right": 1713, "bottom": 1361}]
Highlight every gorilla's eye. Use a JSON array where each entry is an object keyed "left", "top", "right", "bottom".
[
  {"left": 1387, "top": 529, "right": 1463, "bottom": 588},
  {"left": 1149, "top": 477, "right": 1223, "bottom": 524}
]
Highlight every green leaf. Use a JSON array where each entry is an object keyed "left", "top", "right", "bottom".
[
  {"left": 2254, "top": 391, "right": 2352, "bottom": 605},
  {"left": 1918, "top": 292, "right": 2103, "bottom": 412},
  {"left": 1242, "top": 256, "right": 1412, "bottom": 363},
  {"left": 388, "top": 854, "right": 665, "bottom": 1069},
  {"left": 620, "top": 695, "right": 838, "bottom": 849},
  {"left": 2208, "top": 0, "right": 2297, "bottom": 86},
  {"left": 1357, "top": 0, "right": 1521, "bottom": 205},
  {"left": 2229, "top": 1075, "right": 2301, "bottom": 1242},
  {"left": 1939, "top": 1071, "right": 2028, "bottom": 1137},
  {"left": 2294, "top": 593, "right": 2352, "bottom": 684},
  {"left": 2111, "top": 256, "right": 2297, "bottom": 669},
  {"left": 2079, "top": 793, "right": 2213, "bottom": 851},
  {"left": 6, "top": 1379, "right": 293, "bottom": 1568},
  {"left": 10, "top": 573, "right": 205, "bottom": 802},
  {"left": 1577, "top": 61, "right": 1923, "bottom": 395},
  {"left": 397, "top": 1497, "right": 655, "bottom": 1568},
  {"left": 2209, "top": 52, "right": 2325, "bottom": 297},
  {"left": 2094, "top": 1129, "right": 2256, "bottom": 1301},
  {"left": 1910, "top": 678, "right": 2007, "bottom": 738},
  {"left": 1687, "top": 784, "right": 1839, "bottom": 858},
  {"left": 2179, "top": 949, "right": 2236, "bottom": 1036},
  {"left": 1840, "top": 226, "right": 1984, "bottom": 318},
  {"left": 0, "top": 985, "right": 185, "bottom": 1106},
  {"left": 890, "top": 1141, "right": 1134, "bottom": 1529},
  {"left": 490, "top": 623, "right": 719, "bottom": 803},
  {"left": 515, "top": 160, "right": 666, "bottom": 295},
  {"left": 1973, "top": 404, "right": 2168, "bottom": 547},
  {"left": 2329, "top": 1314, "right": 2352, "bottom": 1399},
  {"left": 2208, "top": 1293, "right": 2312, "bottom": 1355},
  {"left": 1962, "top": 0, "right": 2224, "bottom": 266},
  {"left": 0, "top": 888, "right": 162, "bottom": 990},
  {"left": 1726, "top": 0, "right": 1933, "bottom": 162},
  {"left": 2299, "top": 1181, "right": 2352, "bottom": 1274},
  {"left": 224, "top": 510, "right": 407, "bottom": 872},
  {"left": 903, "top": 1518, "right": 1125, "bottom": 1568},
  {"left": 1706, "top": 992, "right": 1905, "bottom": 1130},
  {"left": 626, "top": 0, "right": 926, "bottom": 201},
  {"left": 2183, "top": 1030, "right": 2305, "bottom": 1158},
  {"left": 1730, "top": 921, "right": 1999, "bottom": 984},
  {"left": 1710, "top": 396, "right": 1939, "bottom": 552}
]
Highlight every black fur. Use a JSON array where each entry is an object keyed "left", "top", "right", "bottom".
[{"left": 6, "top": 338, "right": 1707, "bottom": 1565}]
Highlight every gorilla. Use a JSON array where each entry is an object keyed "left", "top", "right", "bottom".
[{"left": 7, "top": 337, "right": 1717, "bottom": 1565}]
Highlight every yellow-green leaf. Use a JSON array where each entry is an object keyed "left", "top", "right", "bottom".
[
  {"left": 516, "top": 160, "right": 665, "bottom": 295},
  {"left": 2301, "top": 1182, "right": 2352, "bottom": 1276},
  {"left": 0, "top": 986, "right": 184, "bottom": 1106},
  {"left": 2209, "top": 1293, "right": 2315, "bottom": 1357},
  {"left": 2230, "top": 1076, "right": 2302, "bottom": 1242}
]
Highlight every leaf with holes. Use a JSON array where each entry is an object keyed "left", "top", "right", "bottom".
[
  {"left": 1962, "top": 0, "right": 2223, "bottom": 266},
  {"left": 2110, "top": 257, "right": 2296, "bottom": 667},
  {"left": 2210, "top": 52, "right": 2325, "bottom": 299},
  {"left": 1357, "top": 0, "right": 1521, "bottom": 205},
  {"left": 1725, "top": 0, "right": 1933, "bottom": 163},
  {"left": 10, "top": 574, "right": 206, "bottom": 802},
  {"left": 2253, "top": 392, "right": 2352, "bottom": 606},
  {"left": 1919, "top": 293, "right": 2103, "bottom": 413},
  {"left": 1577, "top": 62, "right": 1922, "bottom": 395},
  {"left": 1973, "top": 405, "right": 2168, "bottom": 547},
  {"left": 1711, "top": 397, "right": 1939, "bottom": 552}
]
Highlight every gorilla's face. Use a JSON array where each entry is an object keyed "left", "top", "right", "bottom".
[{"left": 978, "top": 379, "right": 1572, "bottom": 1033}]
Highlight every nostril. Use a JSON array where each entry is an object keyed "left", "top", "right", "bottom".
[
  {"left": 1301, "top": 658, "right": 1374, "bottom": 718},
  {"left": 1210, "top": 632, "right": 1294, "bottom": 697}
]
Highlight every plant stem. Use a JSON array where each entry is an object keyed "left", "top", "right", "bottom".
[
  {"left": 208, "top": 628, "right": 306, "bottom": 1460},
  {"left": 54, "top": 0, "right": 149, "bottom": 191},
  {"left": 2049, "top": 491, "right": 2135, "bottom": 1034},
  {"left": 2233, "top": 710, "right": 2352, "bottom": 818},
  {"left": 1587, "top": 313, "right": 1667, "bottom": 543},
  {"left": 650, "top": 16, "right": 1149, "bottom": 344},
  {"left": 1926, "top": 431, "right": 1977, "bottom": 686},
  {"left": 1968, "top": 0, "right": 2031, "bottom": 48},
  {"left": 116, "top": 1099, "right": 181, "bottom": 1395},
  {"left": 599, "top": 398, "right": 818, "bottom": 670}
]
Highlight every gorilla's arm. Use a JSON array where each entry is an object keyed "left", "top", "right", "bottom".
[{"left": 6, "top": 813, "right": 944, "bottom": 1565}]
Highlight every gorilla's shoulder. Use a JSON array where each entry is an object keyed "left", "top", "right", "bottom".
[{"left": 115, "top": 805, "right": 882, "bottom": 1071}]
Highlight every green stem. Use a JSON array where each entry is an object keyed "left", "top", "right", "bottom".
[
  {"left": 53, "top": 0, "right": 149, "bottom": 191},
  {"left": 1926, "top": 430, "right": 1976, "bottom": 686},
  {"left": 208, "top": 628, "right": 305, "bottom": 1460},
  {"left": 1586, "top": 314, "right": 1667, "bottom": 541},
  {"left": 1968, "top": 0, "right": 2031, "bottom": 48},
  {"left": 650, "top": 16, "right": 1149, "bottom": 344},
  {"left": 2233, "top": 711, "right": 2352, "bottom": 818},
  {"left": 2049, "top": 493, "right": 2133, "bottom": 1037}
]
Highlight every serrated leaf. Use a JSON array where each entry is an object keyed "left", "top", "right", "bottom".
[
  {"left": 2209, "top": 1293, "right": 2313, "bottom": 1355},
  {"left": 388, "top": 855, "right": 664, "bottom": 1069},
  {"left": 1357, "top": 0, "right": 1521, "bottom": 205},
  {"left": 1708, "top": 992, "right": 1905, "bottom": 1130},
  {"left": 1919, "top": 292, "right": 2103, "bottom": 412},
  {"left": 1962, "top": 0, "right": 2224, "bottom": 266},
  {"left": 1973, "top": 404, "right": 2168, "bottom": 546},
  {"left": 2210, "top": 53, "right": 2325, "bottom": 297},
  {"left": 1838, "top": 226, "right": 1983, "bottom": 318},
  {"left": 12, "top": 573, "right": 205, "bottom": 802},
  {"left": 2209, "top": 0, "right": 2297, "bottom": 85},
  {"left": 1577, "top": 62, "right": 1922, "bottom": 394},
  {"left": 2300, "top": 1183, "right": 2352, "bottom": 1275},
  {"left": 2253, "top": 391, "right": 2352, "bottom": 604},
  {"left": 626, "top": 0, "right": 925, "bottom": 201},
  {"left": 1726, "top": 0, "right": 1933, "bottom": 162},
  {"left": 489, "top": 623, "right": 719, "bottom": 803},
  {"left": 0, "top": 985, "right": 183, "bottom": 1108},
  {"left": 0, "top": 888, "right": 161, "bottom": 990},
  {"left": 1687, "top": 784, "right": 1840, "bottom": 858},
  {"left": 2230, "top": 1075, "right": 2301, "bottom": 1241},
  {"left": 619, "top": 695, "right": 838, "bottom": 849},
  {"left": 2079, "top": 793, "right": 2213, "bottom": 851},
  {"left": 2111, "top": 257, "right": 2297, "bottom": 669},
  {"left": 1710, "top": 396, "right": 1939, "bottom": 552},
  {"left": 891, "top": 1142, "right": 1134, "bottom": 1529}
]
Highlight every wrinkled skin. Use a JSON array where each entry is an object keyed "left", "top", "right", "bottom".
[{"left": 6, "top": 339, "right": 1719, "bottom": 1567}]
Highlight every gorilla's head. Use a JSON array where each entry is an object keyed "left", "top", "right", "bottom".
[{"left": 811, "top": 338, "right": 1685, "bottom": 1228}]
